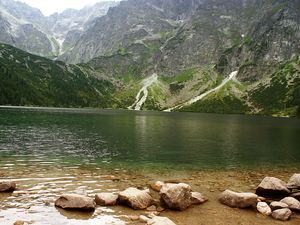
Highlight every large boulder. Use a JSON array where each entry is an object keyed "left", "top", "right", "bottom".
[
  {"left": 118, "top": 188, "right": 153, "bottom": 210},
  {"left": 218, "top": 190, "right": 258, "bottom": 208},
  {"left": 55, "top": 194, "right": 96, "bottom": 210},
  {"left": 271, "top": 208, "right": 292, "bottom": 221},
  {"left": 160, "top": 183, "right": 193, "bottom": 211},
  {"left": 0, "top": 181, "right": 16, "bottom": 192},
  {"left": 95, "top": 193, "right": 118, "bottom": 206},
  {"left": 256, "top": 177, "right": 290, "bottom": 197},
  {"left": 147, "top": 216, "right": 176, "bottom": 225},
  {"left": 270, "top": 201, "right": 289, "bottom": 211},
  {"left": 287, "top": 174, "right": 300, "bottom": 190},
  {"left": 256, "top": 202, "right": 272, "bottom": 216},
  {"left": 280, "top": 197, "right": 300, "bottom": 212}
]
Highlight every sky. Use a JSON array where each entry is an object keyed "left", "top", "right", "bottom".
[{"left": 16, "top": 0, "right": 120, "bottom": 16}]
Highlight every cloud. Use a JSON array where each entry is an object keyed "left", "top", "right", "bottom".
[{"left": 16, "top": 0, "right": 120, "bottom": 16}]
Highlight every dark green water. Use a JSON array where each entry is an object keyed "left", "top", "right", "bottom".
[{"left": 0, "top": 107, "right": 300, "bottom": 170}]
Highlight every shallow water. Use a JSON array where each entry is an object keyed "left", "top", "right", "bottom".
[{"left": 0, "top": 107, "right": 300, "bottom": 224}]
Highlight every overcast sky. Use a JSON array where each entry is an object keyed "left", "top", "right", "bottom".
[{"left": 16, "top": 0, "right": 120, "bottom": 16}]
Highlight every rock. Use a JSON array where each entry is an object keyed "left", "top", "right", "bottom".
[
  {"left": 280, "top": 197, "right": 300, "bottom": 212},
  {"left": 159, "top": 183, "right": 192, "bottom": 211},
  {"left": 119, "top": 188, "right": 153, "bottom": 210},
  {"left": 55, "top": 194, "right": 96, "bottom": 210},
  {"left": 270, "top": 201, "right": 289, "bottom": 210},
  {"left": 290, "top": 192, "right": 300, "bottom": 201},
  {"left": 191, "top": 192, "right": 207, "bottom": 205},
  {"left": 287, "top": 174, "right": 300, "bottom": 190},
  {"left": 256, "top": 177, "right": 290, "bottom": 197},
  {"left": 156, "top": 206, "right": 165, "bottom": 212},
  {"left": 150, "top": 181, "right": 164, "bottom": 192},
  {"left": 257, "top": 202, "right": 272, "bottom": 216},
  {"left": 95, "top": 193, "right": 118, "bottom": 206},
  {"left": 0, "top": 181, "right": 16, "bottom": 192},
  {"left": 147, "top": 212, "right": 159, "bottom": 218},
  {"left": 146, "top": 205, "right": 157, "bottom": 211},
  {"left": 128, "top": 215, "right": 139, "bottom": 221},
  {"left": 271, "top": 208, "right": 292, "bottom": 221},
  {"left": 147, "top": 216, "right": 177, "bottom": 225},
  {"left": 13, "top": 221, "right": 25, "bottom": 225},
  {"left": 218, "top": 190, "right": 258, "bottom": 208},
  {"left": 139, "top": 215, "right": 150, "bottom": 222}
]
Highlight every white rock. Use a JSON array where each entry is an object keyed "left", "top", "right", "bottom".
[
  {"left": 287, "top": 174, "right": 300, "bottom": 189},
  {"left": 147, "top": 216, "right": 176, "bottom": 225},
  {"left": 280, "top": 197, "right": 300, "bottom": 212},
  {"left": 257, "top": 202, "right": 272, "bottom": 216},
  {"left": 218, "top": 189, "right": 258, "bottom": 208},
  {"left": 271, "top": 208, "right": 292, "bottom": 221},
  {"left": 139, "top": 215, "right": 150, "bottom": 222}
]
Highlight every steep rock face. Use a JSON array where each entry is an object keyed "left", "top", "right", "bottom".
[
  {"left": 60, "top": 0, "right": 204, "bottom": 63},
  {"left": 0, "top": 0, "right": 118, "bottom": 58},
  {"left": 0, "top": 0, "right": 53, "bottom": 57}
]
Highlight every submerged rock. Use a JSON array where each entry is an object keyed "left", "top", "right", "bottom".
[
  {"left": 0, "top": 181, "right": 16, "bottom": 192},
  {"left": 150, "top": 181, "right": 164, "bottom": 192},
  {"left": 270, "top": 201, "right": 289, "bottom": 211},
  {"left": 287, "top": 174, "right": 300, "bottom": 190},
  {"left": 160, "top": 183, "right": 192, "bottom": 211},
  {"left": 257, "top": 202, "right": 272, "bottom": 216},
  {"left": 139, "top": 215, "right": 150, "bottom": 222},
  {"left": 55, "top": 194, "right": 96, "bottom": 210},
  {"left": 280, "top": 197, "right": 300, "bottom": 212},
  {"left": 218, "top": 190, "right": 258, "bottom": 208},
  {"left": 95, "top": 193, "right": 118, "bottom": 206},
  {"left": 191, "top": 192, "right": 207, "bottom": 205},
  {"left": 271, "top": 208, "right": 292, "bottom": 221},
  {"left": 119, "top": 188, "right": 153, "bottom": 210},
  {"left": 256, "top": 177, "right": 290, "bottom": 197},
  {"left": 147, "top": 216, "right": 177, "bottom": 225}
]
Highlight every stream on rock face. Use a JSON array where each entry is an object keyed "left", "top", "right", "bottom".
[
  {"left": 128, "top": 73, "right": 158, "bottom": 110},
  {"left": 0, "top": 107, "right": 300, "bottom": 224},
  {"left": 164, "top": 71, "right": 238, "bottom": 112}
]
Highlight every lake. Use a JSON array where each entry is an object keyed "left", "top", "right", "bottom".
[{"left": 0, "top": 107, "right": 300, "bottom": 224}]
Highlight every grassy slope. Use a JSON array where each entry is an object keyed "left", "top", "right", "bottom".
[
  {"left": 174, "top": 59, "right": 300, "bottom": 117},
  {"left": 249, "top": 59, "right": 300, "bottom": 117}
]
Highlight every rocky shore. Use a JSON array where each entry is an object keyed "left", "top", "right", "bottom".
[{"left": 1, "top": 173, "right": 300, "bottom": 225}]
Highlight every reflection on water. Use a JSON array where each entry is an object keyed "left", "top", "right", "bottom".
[
  {"left": 0, "top": 107, "right": 300, "bottom": 224},
  {"left": 0, "top": 107, "right": 300, "bottom": 169}
]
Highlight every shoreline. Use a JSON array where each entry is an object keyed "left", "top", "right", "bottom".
[
  {"left": 1, "top": 166, "right": 300, "bottom": 224},
  {"left": 0, "top": 105, "right": 298, "bottom": 120}
]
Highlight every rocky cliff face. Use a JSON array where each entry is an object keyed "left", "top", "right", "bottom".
[
  {"left": 59, "top": 0, "right": 204, "bottom": 63},
  {"left": 0, "top": 0, "right": 53, "bottom": 57},
  {"left": 0, "top": 0, "right": 118, "bottom": 58}
]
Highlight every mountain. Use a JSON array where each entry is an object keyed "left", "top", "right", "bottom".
[
  {"left": 0, "top": 0, "right": 54, "bottom": 57},
  {"left": 0, "top": 0, "right": 118, "bottom": 58},
  {"left": 59, "top": 0, "right": 203, "bottom": 63},
  {"left": 0, "top": 43, "right": 116, "bottom": 107},
  {"left": 0, "top": 0, "right": 299, "bottom": 117}
]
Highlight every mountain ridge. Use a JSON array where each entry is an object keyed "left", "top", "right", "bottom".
[{"left": 0, "top": 0, "right": 299, "bottom": 117}]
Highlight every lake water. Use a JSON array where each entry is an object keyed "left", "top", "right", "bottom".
[
  {"left": 1, "top": 107, "right": 300, "bottom": 170},
  {"left": 0, "top": 107, "right": 300, "bottom": 225}
]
